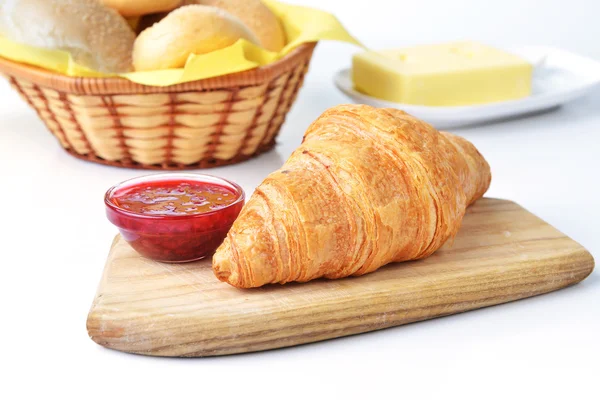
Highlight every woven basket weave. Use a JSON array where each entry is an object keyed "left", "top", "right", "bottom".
[{"left": 0, "top": 43, "right": 316, "bottom": 169}]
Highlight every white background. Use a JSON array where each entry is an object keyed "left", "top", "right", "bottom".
[{"left": 1, "top": 0, "right": 599, "bottom": 399}]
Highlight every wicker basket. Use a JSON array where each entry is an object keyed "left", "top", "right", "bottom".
[{"left": 0, "top": 43, "right": 316, "bottom": 169}]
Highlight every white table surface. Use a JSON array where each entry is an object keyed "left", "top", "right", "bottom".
[{"left": 1, "top": 0, "right": 598, "bottom": 399}]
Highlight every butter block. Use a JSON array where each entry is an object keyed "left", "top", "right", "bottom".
[{"left": 352, "top": 42, "right": 533, "bottom": 106}]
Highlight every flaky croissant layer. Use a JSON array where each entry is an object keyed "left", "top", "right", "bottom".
[{"left": 213, "top": 105, "right": 491, "bottom": 288}]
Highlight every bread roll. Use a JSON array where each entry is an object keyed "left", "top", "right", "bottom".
[
  {"left": 133, "top": 5, "right": 260, "bottom": 71},
  {"left": 100, "top": 0, "right": 181, "bottom": 17},
  {"left": 0, "top": 0, "right": 135, "bottom": 73},
  {"left": 184, "top": 0, "right": 286, "bottom": 52}
]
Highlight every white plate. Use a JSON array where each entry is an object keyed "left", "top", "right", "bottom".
[{"left": 334, "top": 46, "right": 600, "bottom": 129}]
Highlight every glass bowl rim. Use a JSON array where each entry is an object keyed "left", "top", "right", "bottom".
[{"left": 104, "top": 172, "right": 245, "bottom": 221}]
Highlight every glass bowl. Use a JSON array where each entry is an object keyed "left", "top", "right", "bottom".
[{"left": 105, "top": 173, "right": 245, "bottom": 263}]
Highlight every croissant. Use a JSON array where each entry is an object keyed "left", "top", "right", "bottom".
[{"left": 213, "top": 104, "right": 491, "bottom": 288}]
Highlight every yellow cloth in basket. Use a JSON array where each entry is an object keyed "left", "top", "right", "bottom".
[{"left": 0, "top": 0, "right": 360, "bottom": 86}]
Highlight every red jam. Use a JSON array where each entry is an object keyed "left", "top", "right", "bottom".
[
  {"left": 105, "top": 174, "right": 244, "bottom": 263},
  {"left": 112, "top": 182, "right": 238, "bottom": 216}
]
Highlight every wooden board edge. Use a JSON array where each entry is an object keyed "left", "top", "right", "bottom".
[
  {"left": 86, "top": 235, "right": 123, "bottom": 337},
  {"left": 86, "top": 246, "right": 594, "bottom": 357},
  {"left": 183, "top": 249, "right": 596, "bottom": 357}
]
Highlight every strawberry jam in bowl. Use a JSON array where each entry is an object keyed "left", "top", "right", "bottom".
[{"left": 105, "top": 173, "right": 245, "bottom": 263}]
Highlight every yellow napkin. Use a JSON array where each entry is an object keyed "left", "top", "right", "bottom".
[{"left": 0, "top": 0, "right": 360, "bottom": 86}]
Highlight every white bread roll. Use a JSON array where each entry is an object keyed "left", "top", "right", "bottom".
[
  {"left": 0, "top": 0, "right": 135, "bottom": 73},
  {"left": 100, "top": 0, "right": 181, "bottom": 17},
  {"left": 184, "top": 0, "right": 286, "bottom": 52},
  {"left": 133, "top": 5, "right": 260, "bottom": 71}
]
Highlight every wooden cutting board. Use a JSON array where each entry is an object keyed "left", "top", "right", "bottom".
[{"left": 87, "top": 198, "right": 594, "bottom": 357}]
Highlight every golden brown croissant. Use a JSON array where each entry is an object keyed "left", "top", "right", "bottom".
[{"left": 213, "top": 104, "right": 491, "bottom": 288}]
